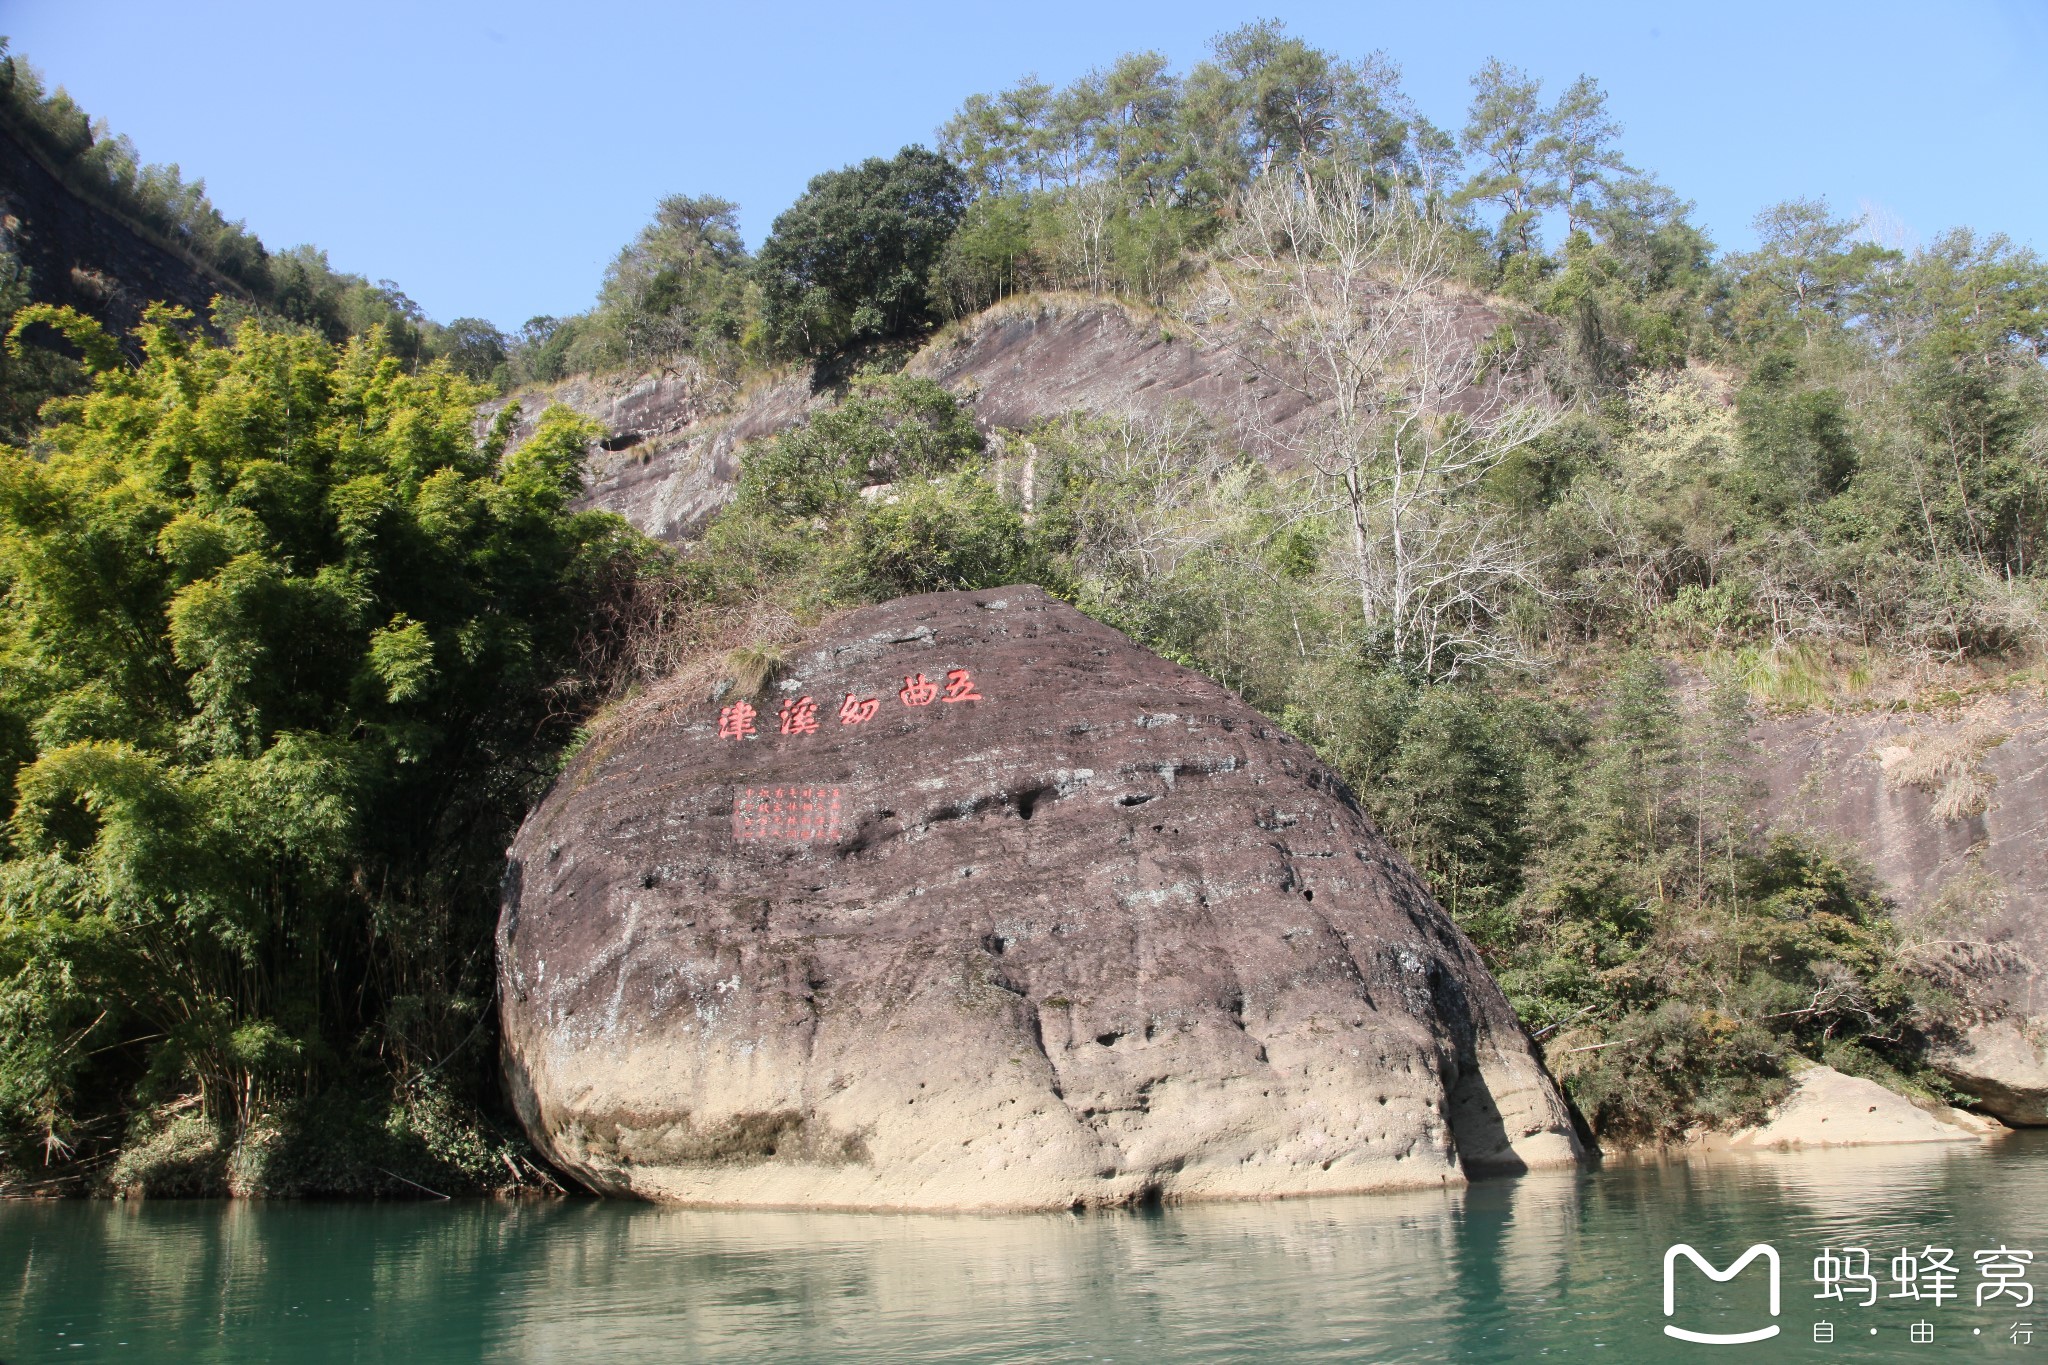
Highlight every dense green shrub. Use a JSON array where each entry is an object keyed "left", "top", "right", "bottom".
[
  {"left": 0, "top": 304, "right": 643, "bottom": 1182},
  {"left": 736, "top": 373, "right": 983, "bottom": 517},
  {"left": 0, "top": 247, "right": 81, "bottom": 443},
  {"left": 847, "top": 471, "right": 1027, "bottom": 596},
  {"left": 754, "top": 147, "right": 969, "bottom": 356}
]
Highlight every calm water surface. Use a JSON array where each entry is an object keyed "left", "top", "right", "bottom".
[{"left": 5, "top": 1133, "right": 2047, "bottom": 1362}]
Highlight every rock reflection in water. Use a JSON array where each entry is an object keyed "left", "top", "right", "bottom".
[
  {"left": 505, "top": 1190, "right": 1480, "bottom": 1360},
  {"left": 3, "top": 1133, "right": 2045, "bottom": 1362}
]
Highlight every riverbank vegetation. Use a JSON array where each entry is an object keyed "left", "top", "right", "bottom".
[
  {"left": 1, "top": 22, "right": 2044, "bottom": 1189},
  {"left": 0, "top": 305, "right": 653, "bottom": 1193}
]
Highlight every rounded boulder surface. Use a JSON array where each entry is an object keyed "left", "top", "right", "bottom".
[
  {"left": 1694, "top": 1064, "right": 2005, "bottom": 1149},
  {"left": 499, "top": 586, "right": 1583, "bottom": 1209}
]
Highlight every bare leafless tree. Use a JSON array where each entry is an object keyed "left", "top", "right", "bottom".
[
  {"left": 1192, "top": 163, "right": 1561, "bottom": 676},
  {"left": 1050, "top": 409, "right": 1263, "bottom": 585}
]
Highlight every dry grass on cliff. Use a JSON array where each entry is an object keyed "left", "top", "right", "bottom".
[
  {"left": 576, "top": 590, "right": 832, "bottom": 759},
  {"left": 921, "top": 290, "right": 1168, "bottom": 352},
  {"left": 1881, "top": 719, "right": 2009, "bottom": 823}
]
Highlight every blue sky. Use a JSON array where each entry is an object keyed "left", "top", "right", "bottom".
[{"left": 8, "top": 1, "right": 2045, "bottom": 330}]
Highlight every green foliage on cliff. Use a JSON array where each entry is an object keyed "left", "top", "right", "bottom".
[
  {"left": 0, "top": 305, "right": 648, "bottom": 1188},
  {"left": 738, "top": 373, "right": 984, "bottom": 517},
  {"left": 554, "top": 195, "right": 753, "bottom": 376},
  {"left": 0, "top": 250, "right": 79, "bottom": 443},
  {"left": 705, "top": 372, "right": 1029, "bottom": 598},
  {"left": 0, "top": 42, "right": 529, "bottom": 397},
  {"left": 755, "top": 147, "right": 970, "bottom": 356},
  {"left": 0, "top": 41, "right": 269, "bottom": 292}
]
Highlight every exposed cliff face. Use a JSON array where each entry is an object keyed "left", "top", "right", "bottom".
[
  {"left": 498, "top": 586, "right": 1582, "bottom": 1209},
  {"left": 0, "top": 116, "right": 245, "bottom": 337},
  {"left": 904, "top": 299, "right": 1313, "bottom": 452},
  {"left": 490, "top": 367, "right": 824, "bottom": 542},
  {"left": 1755, "top": 690, "right": 2048, "bottom": 1122},
  {"left": 524, "top": 294, "right": 1507, "bottom": 545},
  {"left": 904, "top": 292, "right": 1511, "bottom": 463},
  {"left": 515, "top": 302, "right": 1230, "bottom": 546}
]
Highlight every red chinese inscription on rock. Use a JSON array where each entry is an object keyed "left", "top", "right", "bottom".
[
  {"left": 717, "top": 700, "right": 757, "bottom": 739},
  {"left": 718, "top": 669, "right": 987, "bottom": 737},
  {"left": 731, "top": 786, "right": 843, "bottom": 842},
  {"left": 778, "top": 695, "right": 820, "bottom": 735}
]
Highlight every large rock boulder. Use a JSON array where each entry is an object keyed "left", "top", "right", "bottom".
[
  {"left": 1923, "top": 1019, "right": 2048, "bottom": 1125},
  {"left": 498, "top": 586, "right": 1583, "bottom": 1210}
]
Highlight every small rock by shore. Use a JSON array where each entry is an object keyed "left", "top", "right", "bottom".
[{"left": 1693, "top": 1065, "right": 2005, "bottom": 1152}]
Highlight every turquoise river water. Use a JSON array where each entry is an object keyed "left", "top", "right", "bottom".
[{"left": 3, "top": 1133, "right": 2046, "bottom": 1362}]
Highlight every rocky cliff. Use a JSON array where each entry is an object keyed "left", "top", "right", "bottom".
[
  {"left": 494, "top": 365, "right": 824, "bottom": 543},
  {"left": 0, "top": 115, "right": 246, "bottom": 338},
  {"left": 525, "top": 301, "right": 1241, "bottom": 546},
  {"left": 1757, "top": 689, "right": 2048, "bottom": 1123},
  {"left": 529, "top": 294, "right": 1506, "bottom": 545},
  {"left": 904, "top": 297, "right": 1310, "bottom": 450},
  {"left": 498, "top": 586, "right": 1582, "bottom": 1209}
]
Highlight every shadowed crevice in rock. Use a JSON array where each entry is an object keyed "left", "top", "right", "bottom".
[
  {"left": 1446, "top": 1068, "right": 1527, "bottom": 1178},
  {"left": 554, "top": 1108, "right": 873, "bottom": 1170},
  {"left": 498, "top": 586, "right": 1583, "bottom": 1210}
]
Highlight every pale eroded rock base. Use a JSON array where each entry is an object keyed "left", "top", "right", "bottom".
[{"left": 1693, "top": 1066, "right": 2004, "bottom": 1152}]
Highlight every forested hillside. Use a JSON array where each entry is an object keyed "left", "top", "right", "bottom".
[
  {"left": 0, "top": 40, "right": 517, "bottom": 442},
  {"left": 1, "top": 23, "right": 2044, "bottom": 1194}
]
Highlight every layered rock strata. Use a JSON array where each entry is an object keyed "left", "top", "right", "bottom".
[{"left": 499, "top": 586, "right": 1582, "bottom": 1210}]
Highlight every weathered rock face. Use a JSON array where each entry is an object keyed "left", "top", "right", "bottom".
[
  {"left": 499, "top": 587, "right": 1582, "bottom": 1210},
  {"left": 527, "top": 295, "right": 1511, "bottom": 546},
  {"left": 906, "top": 301, "right": 1319, "bottom": 456},
  {"left": 905, "top": 296, "right": 1507, "bottom": 468},
  {"left": 482, "top": 367, "right": 824, "bottom": 544},
  {"left": 1755, "top": 693, "right": 2048, "bottom": 1123},
  {"left": 1931, "top": 1020, "right": 2048, "bottom": 1125},
  {"left": 1691, "top": 1065, "right": 2004, "bottom": 1152}
]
